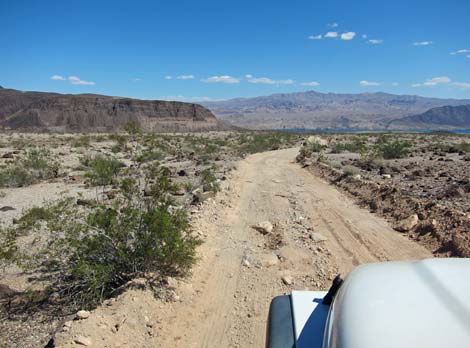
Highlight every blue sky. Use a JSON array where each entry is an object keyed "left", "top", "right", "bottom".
[{"left": 1, "top": 0, "right": 470, "bottom": 101}]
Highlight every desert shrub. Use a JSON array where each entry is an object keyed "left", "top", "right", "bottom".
[
  {"left": 73, "top": 135, "right": 91, "bottom": 148},
  {"left": 237, "top": 132, "right": 299, "bottom": 154},
  {"left": 2, "top": 167, "right": 200, "bottom": 309},
  {"left": 134, "top": 149, "right": 165, "bottom": 163},
  {"left": 121, "top": 120, "right": 142, "bottom": 138},
  {"left": 331, "top": 140, "right": 367, "bottom": 154},
  {"left": 200, "top": 167, "right": 220, "bottom": 193},
  {"left": 456, "top": 142, "right": 470, "bottom": 153},
  {"left": 375, "top": 137, "right": 412, "bottom": 159},
  {"left": 343, "top": 165, "right": 360, "bottom": 176},
  {"left": 84, "top": 155, "right": 125, "bottom": 187},
  {"left": 0, "top": 149, "right": 59, "bottom": 187},
  {"left": 0, "top": 226, "right": 18, "bottom": 269}
]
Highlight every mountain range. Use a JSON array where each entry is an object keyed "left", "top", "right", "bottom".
[
  {"left": 0, "top": 87, "right": 228, "bottom": 132},
  {"left": 202, "top": 91, "right": 470, "bottom": 130}
]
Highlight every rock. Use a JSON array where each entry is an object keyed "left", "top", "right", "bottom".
[
  {"left": 353, "top": 174, "right": 362, "bottom": 180},
  {"left": 242, "top": 258, "right": 251, "bottom": 267},
  {"left": 177, "top": 169, "right": 187, "bottom": 176},
  {"left": 173, "top": 187, "right": 186, "bottom": 196},
  {"left": 281, "top": 275, "right": 293, "bottom": 285},
  {"left": 382, "top": 174, "right": 392, "bottom": 179},
  {"left": 1, "top": 152, "right": 14, "bottom": 159},
  {"left": 76, "top": 310, "right": 90, "bottom": 319},
  {"left": 309, "top": 232, "right": 328, "bottom": 243},
  {"left": 395, "top": 214, "right": 419, "bottom": 232},
  {"left": 192, "top": 188, "right": 215, "bottom": 203},
  {"left": 0, "top": 206, "right": 15, "bottom": 212},
  {"left": 74, "top": 336, "right": 92, "bottom": 346},
  {"left": 307, "top": 136, "right": 328, "bottom": 146},
  {"left": 261, "top": 253, "right": 280, "bottom": 267},
  {"left": 252, "top": 221, "right": 273, "bottom": 235}
]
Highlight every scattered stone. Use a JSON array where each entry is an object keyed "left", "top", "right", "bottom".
[
  {"left": 382, "top": 174, "right": 392, "bottom": 179},
  {"left": 76, "top": 310, "right": 90, "bottom": 320},
  {"left": 395, "top": 214, "right": 419, "bottom": 232},
  {"left": 242, "top": 258, "right": 251, "bottom": 267},
  {"left": 1, "top": 152, "right": 14, "bottom": 159},
  {"left": 261, "top": 253, "right": 280, "bottom": 267},
  {"left": 309, "top": 232, "right": 328, "bottom": 243},
  {"left": 252, "top": 221, "right": 273, "bottom": 235},
  {"left": 177, "top": 169, "right": 187, "bottom": 176},
  {"left": 281, "top": 275, "right": 293, "bottom": 285},
  {"left": 192, "top": 188, "right": 216, "bottom": 203},
  {"left": 0, "top": 206, "right": 15, "bottom": 212},
  {"left": 353, "top": 174, "right": 361, "bottom": 180},
  {"left": 74, "top": 336, "right": 92, "bottom": 346}
]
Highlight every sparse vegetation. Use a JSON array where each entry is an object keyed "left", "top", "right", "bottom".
[
  {"left": 0, "top": 149, "right": 59, "bottom": 188},
  {"left": 83, "top": 155, "right": 125, "bottom": 187},
  {"left": 200, "top": 167, "right": 220, "bottom": 193},
  {"left": 374, "top": 137, "right": 412, "bottom": 159},
  {"left": 1, "top": 165, "right": 201, "bottom": 309}
]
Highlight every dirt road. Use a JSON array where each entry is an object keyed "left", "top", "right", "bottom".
[
  {"left": 156, "top": 148, "right": 431, "bottom": 347},
  {"left": 55, "top": 147, "right": 431, "bottom": 348}
]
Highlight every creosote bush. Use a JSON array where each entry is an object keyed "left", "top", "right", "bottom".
[
  {"left": 200, "top": 167, "right": 220, "bottom": 193},
  {"left": 0, "top": 164, "right": 201, "bottom": 309},
  {"left": 83, "top": 155, "right": 125, "bottom": 187},
  {"left": 0, "top": 148, "right": 59, "bottom": 188},
  {"left": 374, "top": 137, "right": 412, "bottom": 159}
]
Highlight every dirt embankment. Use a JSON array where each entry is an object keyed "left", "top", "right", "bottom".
[{"left": 297, "top": 157, "right": 470, "bottom": 257}]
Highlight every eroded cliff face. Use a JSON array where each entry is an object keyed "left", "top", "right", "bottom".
[{"left": 0, "top": 88, "right": 229, "bottom": 132}]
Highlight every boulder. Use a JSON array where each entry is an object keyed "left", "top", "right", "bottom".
[
  {"left": 252, "top": 221, "right": 274, "bottom": 235},
  {"left": 395, "top": 214, "right": 419, "bottom": 232}
]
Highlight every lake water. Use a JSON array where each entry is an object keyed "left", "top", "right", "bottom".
[{"left": 280, "top": 128, "right": 470, "bottom": 134}]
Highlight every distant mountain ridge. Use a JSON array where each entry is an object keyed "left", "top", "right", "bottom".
[
  {"left": 202, "top": 91, "right": 470, "bottom": 130},
  {"left": 389, "top": 104, "right": 470, "bottom": 129},
  {"left": 0, "top": 87, "right": 229, "bottom": 132}
]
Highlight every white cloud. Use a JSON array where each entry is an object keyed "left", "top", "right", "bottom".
[
  {"left": 164, "top": 75, "right": 173, "bottom": 80},
  {"left": 451, "top": 82, "right": 470, "bottom": 89},
  {"left": 328, "top": 22, "right": 338, "bottom": 28},
  {"left": 325, "top": 31, "right": 338, "bottom": 38},
  {"left": 411, "top": 76, "right": 451, "bottom": 87},
  {"left": 467, "top": 55, "right": 470, "bottom": 58},
  {"left": 449, "top": 49, "right": 470, "bottom": 55},
  {"left": 68, "top": 76, "right": 95, "bottom": 85},
  {"left": 413, "top": 41, "right": 433, "bottom": 46},
  {"left": 308, "top": 34, "right": 322, "bottom": 40},
  {"left": 341, "top": 32, "right": 356, "bottom": 40},
  {"left": 391, "top": 82, "right": 399, "bottom": 86},
  {"left": 130, "top": 78, "right": 142, "bottom": 82},
  {"left": 176, "top": 75, "right": 194, "bottom": 80},
  {"left": 201, "top": 75, "right": 240, "bottom": 84},
  {"left": 161, "top": 95, "right": 218, "bottom": 102},
  {"left": 360, "top": 80, "right": 381, "bottom": 86},
  {"left": 245, "top": 74, "right": 253, "bottom": 78},
  {"left": 51, "top": 75, "right": 65, "bottom": 81},
  {"left": 300, "top": 81, "right": 320, "bottom": 86},
  {"left": 368, "top": 39, "right": 383, "bottom": 44},
  {"left": 362, "top": 34, "right": 368, "bottom": 39},
  {"left": 247, "top": 76, "right": 295, "bottom": 85}
]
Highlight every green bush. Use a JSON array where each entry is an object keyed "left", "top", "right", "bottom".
[
  {"left": 0, "top": 149, "right": 59, "bottom": 188},
  {"left": 331, "top": 140, "right": 367, "bottom": 154},
  {"left": 73, "top": 135, "right": 91, "bottom": 148},
  {"left": 375, "top": 138, "right": 412, "bottom": 159},
  {"left": 134, "top": 150, "right": 165, "bottom": 163},
  {"left": 84, "top": 155, "right": 125, "bottom": 187},
  {"left": 2, "top": 167, "right": 201, "bottom": 309},
  {"left": 200, "top": 167, "right": 220, "bottom": 193}
]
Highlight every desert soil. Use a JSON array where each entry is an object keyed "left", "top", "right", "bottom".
[{"left": 55, "top": 148, "right": 431, "bottom": 348}]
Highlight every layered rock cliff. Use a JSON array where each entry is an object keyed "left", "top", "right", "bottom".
[{"left": 0, "top": 87, "right": 229, "bottom": 132}]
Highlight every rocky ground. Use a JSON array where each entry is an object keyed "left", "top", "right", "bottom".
[
  {"left": 0, "top": 131, "right": 303, "bottom": 348},
  {"left": 297, "top": 133, "right": 470, "bottom": 258},
  {"left": 0, "top": 131, "right": 465, "bottom": 347}
]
